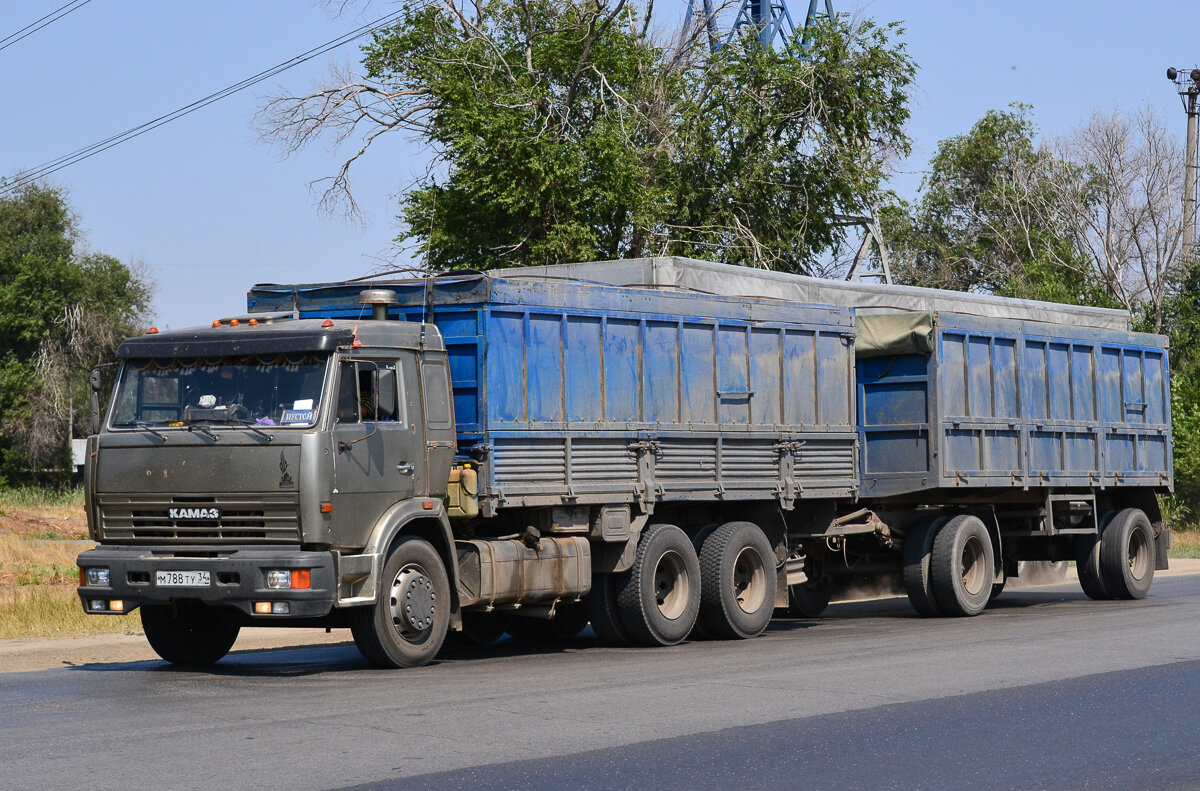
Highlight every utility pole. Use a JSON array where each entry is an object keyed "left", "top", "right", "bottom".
[{"left": 1168, "top": 67, "right": 1200, "bottom": 264}]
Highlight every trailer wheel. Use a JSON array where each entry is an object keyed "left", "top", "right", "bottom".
[
  {"left": 586, "top": 572, "right": 631, "bottom": 646},
  {"left": 902, "top": 515, "right": 948, "bottom": 617},
  {"left": 787, "top": 574, "right": 834, "bottom": 619},
  {"left": 456, "top": 611, "right": 508, "bottom": 646},
  {"left": 141, "top": 602, "right": 240, "bottom": 666},
  {"left": 616, "top": 524, "right": 701, "bottom": 646},
  {"left": 697, "top": 521, "right": 777, "bottom": 639},
  {"left": 507, "top": 601, "right": 590, "bottom": 642},
  {"left": 349, "top": 536, "right": 450, "bottom": 668},
  {"left": 1099, "top": 508, "right": 1155, "bottom": 600},
  {"left": 1077, "top": 512, "right": 1115, "bottom": 601},
  {"left": 930, "top": 514, "right": 994, "bottom": 617}
]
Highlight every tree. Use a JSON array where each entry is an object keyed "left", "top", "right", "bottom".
[
  {"left": 0, "top": 183, "right": 152, "bottom": 481},
  {"left": 259, "top": 0, "right": 914, "bottom": 272},
  {"left": 882, "top": 106, "right": 1113, "bottom": 306}
]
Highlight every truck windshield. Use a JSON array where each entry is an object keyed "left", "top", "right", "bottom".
[{"left": 109, "top": 354, "right": 329, "bottom": 429}]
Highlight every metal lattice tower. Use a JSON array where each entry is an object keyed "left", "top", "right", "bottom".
[{"left": 684, "top": 0, "right": 834, "bottom": 53}]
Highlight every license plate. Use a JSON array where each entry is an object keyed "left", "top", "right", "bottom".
[{"left": 156, "top": 570, "right": 211, "bottom": 587}]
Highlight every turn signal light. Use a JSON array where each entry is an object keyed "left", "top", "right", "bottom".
[
  {"left": 319, "top": 502, "right": 333, "bottom": 514},
  {"left": 290, "top": 569, "right": 311, "bottom": 590},
  {"left": 109, "top": 600, "right": 125, "bottom": 612},
  {"left": 254, "top": 602, "right": 272, "bottom": 614}
]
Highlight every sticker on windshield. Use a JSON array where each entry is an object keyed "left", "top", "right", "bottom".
[
  {"left": 281, "top": 409, "right": 315, "bottom": 424},
  {"left": 292, "top": 399, "right": 314, "bottom": 410}
]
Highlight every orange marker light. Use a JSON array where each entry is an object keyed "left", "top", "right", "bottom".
[
  {"left": 254, "top": 602, "right": 272, "bottom": 614},
  {"left": 146, "top": 327, "right": 158, "bottom": 334},
  {"left": 321, "top": 319, "right": 334, "bottom": 328},
  {"left": 248, "top": 318, "right": 258, "bottom": 326},
  {"left": 422, "top": 500, "right": 435, "bottom": 510},
  {"left": 78, "top": 568, "right": 86, "bottom": 586},
  {"left": 319, "top": 502, "right": 333, "bottom": 514},
  {"left": 290, "top": 569, "right": 311, "bottom": 590},
  {"left": 230, "top": 319, "right": 240, "bottom": 326},
  {"left": 352, "top": 340, "right": 362, "bottom": 348},
  {"left": 212, "top": 320, "right": 221, "bottom": 327},
  {"left": 109, "top": 600, "right": 125, "bottom": 612}
]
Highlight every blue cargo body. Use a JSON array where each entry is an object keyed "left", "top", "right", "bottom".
[
  {"left": 248, "top": 275, "right": 860, "bottom": 511},
  {"left": 857, "top": 312, "right": 1172, "bottom": 499}
]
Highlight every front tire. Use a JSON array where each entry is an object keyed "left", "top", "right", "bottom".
[
  {"left": 141, "top": 602, "right": 240, "bottom": 666},
  {"left": 350, "top": 536, "right": 451, "bottom": 668},
  {"left": 1099, "top": 508, "right": 1155, "bottom": 600},
  {"left": 929, "top": 514, "right": 994, "bottom": 617},
  {"left": 616, "top": 524, "right": 701, "bottom": 646}
]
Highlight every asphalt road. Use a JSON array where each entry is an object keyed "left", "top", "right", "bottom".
[{"left": 5, "top": 576, "right": 1200, "bottom": 791}]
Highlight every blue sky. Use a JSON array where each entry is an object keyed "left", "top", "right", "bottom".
[{"left": 1, "top": 0, "right": 1194, "bottom": 328}]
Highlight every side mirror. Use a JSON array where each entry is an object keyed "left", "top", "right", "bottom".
[{"left": 89, "top": 367, "right": 103, "bottom": 436}]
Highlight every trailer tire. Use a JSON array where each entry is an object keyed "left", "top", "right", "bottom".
[
  {"left": 1099, "top": 508, "right": 1155, "bottom": 600},
  {"left": 141, "top": 602, "right": 240, "bottom": 666},
  {"left": 903, "top": 515, "right": 948, "bottom": 617},
  {"left": 1077, "top": 512, "right": 1115, "bottom": 601},
  {"left": 350, "top": 536, "right": 450, "bottom": 668},
  {"left": 697, "top": 521, "right": 777, "bottom": 639},
  {"left": 586, "top": 572, "right": 631, "bottom": 646},
  {"left": 507, "top": 601, "right": 590, "bottom": 642},
  {"left": 787, "top": 575, "right": 834, "bottom": 619},
  {"left": 616, "top": 524, "right": 701, "bottom": 646},
  {"left": 456, "top": 611, "right": 508, "bottom": 646},
  {"left": 930, "top": 514, "right": 994, "bottom": 617}
]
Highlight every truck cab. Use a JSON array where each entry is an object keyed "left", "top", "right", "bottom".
[{"left": 77, "top": 314, "right": 459, "bottom": 666}]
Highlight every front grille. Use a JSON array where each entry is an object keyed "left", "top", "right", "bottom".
[{"left": 98, "top": 493, "right": 301, "bottom": 544}]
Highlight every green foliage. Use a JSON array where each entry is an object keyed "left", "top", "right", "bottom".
[
  {"left": 1159, "top": 260, "right": 1200, "bottom": 517},
  {"left": 346, "top": 2, "right": 913, "bottom": 270},
  {"left": 0, "top": 184, "right": 151, "bottom": 482},
  {"left": 883, "top": 105, "right": 1113, "bottom": 306}
]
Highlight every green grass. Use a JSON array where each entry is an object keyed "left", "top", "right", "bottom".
[{"left": 0, "top": 486, "right": 84, "bottom": 512}]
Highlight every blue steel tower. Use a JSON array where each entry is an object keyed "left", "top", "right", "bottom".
[{"left": 683, "top": 0, "right": 835, "bottom": 53}]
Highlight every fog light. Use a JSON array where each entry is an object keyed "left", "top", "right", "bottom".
[
  {"left": 266, "top": 570, "right": 291, "bottom": 589},
  {"left": 89, "top": 599, "right": 105, "bottom": 612},
  {"left": 272, "top": 602, "right": 290, "bottom": 614},
  {"left": 109, "top": 600, "right": 125, "bottom": 612},
  {"left": 86, "top": 568, "right": 110, "bottom": 587},
  {"left": 254, "top": 602, "right": 272, "bottom": 614}
]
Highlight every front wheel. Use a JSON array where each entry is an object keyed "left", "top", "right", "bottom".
[
  {"left": 350, "top": 536, "right": 451, "bottom": 668},
  {"left": 141, "top": 602, "right": 240, "bottom": 666}
]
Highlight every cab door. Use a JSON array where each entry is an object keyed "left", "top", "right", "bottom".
[{"left": 331, "top": 357, "right": 423, "bottom": 547}]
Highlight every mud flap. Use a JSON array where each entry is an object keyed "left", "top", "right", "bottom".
[{"left": 1155, "top": 526, "right": 1171, "bottom": 571}]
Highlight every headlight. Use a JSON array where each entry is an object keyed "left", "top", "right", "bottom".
[
  {"left": 266, "top": 569, "right": 291, "bottom": 589},
  {"left": 85, "top": 568, "right": 110, "bottom": 587}
]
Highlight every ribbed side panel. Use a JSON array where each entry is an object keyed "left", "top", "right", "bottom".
[
  {"left": 656, "top": 439, "right": 717, "bottom": 484},
  {"left": 721, "top": 439, "right": 777, "bottom": 481},
  {"left": 492, "top": 438, "right": 567, "bottom": 486},
  {"left": 795, "top": 440, "right": 856, "bottom": 484},
  {"left": 571, "top": 439, "right": 637, "bottom": 483}
]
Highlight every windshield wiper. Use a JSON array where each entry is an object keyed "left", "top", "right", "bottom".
[
  {"left": 134, "top": 422, "right": 167, "bottom": 442},
  {"left": 227, "top": 419, "right": 272, "bottom": 442},
  {"left": 186, "top": 423, "right": 218, "bottom": 441}
]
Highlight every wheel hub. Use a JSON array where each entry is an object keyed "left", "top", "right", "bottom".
[
  {"left": 732, "top": 546, "right": 767, "bottom": 614},
  {"left": 653, "top": 550, "right": 689, "bottom": 621},
  {"left": 389, "top": 564, "right": 437, "bottom": 637}
]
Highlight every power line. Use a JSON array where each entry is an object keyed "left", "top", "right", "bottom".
[
  {"left": 1, "top": 10, "right": 402, "bottom": 196},
  {"left": 0, "top": 0, "right": 95, "bottom": 54}
]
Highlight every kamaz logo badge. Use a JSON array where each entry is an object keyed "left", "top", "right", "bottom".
[{"left": 168, "top": 507, "right": 220, "bottom": 520}]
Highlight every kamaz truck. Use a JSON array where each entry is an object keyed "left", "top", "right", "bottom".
[{"left": 77, "top": 258, "right": 1172, "bottom": 667}]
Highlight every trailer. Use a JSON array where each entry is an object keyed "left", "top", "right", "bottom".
[{"left": 75, "top": 260, "right": 1172, "bottom": 668}]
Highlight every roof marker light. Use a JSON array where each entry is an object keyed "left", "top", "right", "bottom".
[
  {"left": 248, "top": 318, "right": 258, "bottom": 326},
  {"left": 213, "top": 320, "right": 221, "bottom": 327},
  {"left": 146, "top": 327, "right": 158, "bottom": 334},
  {"left": 321, "top": 319, "right": 335, "bottom": 328},
  {"left": 230, "top": 319, "right": 240, "bottom": 326}
]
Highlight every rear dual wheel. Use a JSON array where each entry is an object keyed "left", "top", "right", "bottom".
[
  {"left": 903, "top": 514, "right": 994, "bottom": 617},
  {"left": 616, "top": 524, "right": 702, "bottom": 646},
  {"left": 697, "top": 522, "right": 777, "bottom": 639},
  {"left": 1077, "top": 508, "right": 1155, "bottom": 601}
]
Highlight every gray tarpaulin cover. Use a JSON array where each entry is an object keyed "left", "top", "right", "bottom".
[
  {"left": 856, "top": 312, "right": 935, "bottom": 358},
  {"left": 501, "top": 256, "right": 1132, "bottom": 332}
]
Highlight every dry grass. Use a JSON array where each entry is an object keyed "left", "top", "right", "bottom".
[
  {"left": 1170, "top": 527, "right": 1200, "bottom": 559},
  {"left": 0, "top": 486, "right": 87, "bottom": 540},
  {"left": 0, "top": 586, "right": 139, "bottom": 640}
]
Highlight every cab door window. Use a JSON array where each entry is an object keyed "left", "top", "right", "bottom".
[{"left": 337, "top": 361, "right": 400, "bottom": 423}]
